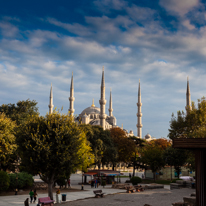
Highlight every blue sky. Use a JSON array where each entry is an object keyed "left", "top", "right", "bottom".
[{"left": 0, "top": 0, "right": 206, "bottom": 138}]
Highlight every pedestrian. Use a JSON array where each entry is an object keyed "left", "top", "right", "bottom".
[
  {"left": 68, "top": 178, "right": 71, "bottom": 188},
  {"left": 29, "top": 189, "right": 34, "bottom": 203},
  {"left": 94, "top": 179, "right": 97, "bottom": 188},
  {"left": 97, "top": 178, "right": 100, "bottom": 188},
  {"left": 33, "top": 189, "right": 38, "bottom": 203}
]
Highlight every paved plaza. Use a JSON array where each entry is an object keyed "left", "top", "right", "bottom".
[{"left": 0, "top": 174, "right": 194, "bottom": 206}]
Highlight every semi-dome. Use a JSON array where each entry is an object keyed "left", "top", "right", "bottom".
[{"left": 145, "top": 133, "right": 152, "bottom": 139}]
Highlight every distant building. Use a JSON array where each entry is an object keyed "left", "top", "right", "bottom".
[{"left": 48, "top": 67, "right": 144, "bottom": 136}]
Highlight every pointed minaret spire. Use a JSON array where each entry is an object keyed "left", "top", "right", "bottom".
[
  {"left": 136, "top": 79, "right": 143, "bottom": 138},
  {"left": 99, "top": 66, "right": 107, "bottom": 130},
  {"left": 108, "top": 88, "right": 113, "bottom": 116},
  {"left": 69, "top": 72, "right": 75, "bottom": 116},
  {"left": 48, "top": 83, "right": 54, "bottom": 114},
  {"left": 186, "top": 76, "right": 191, "bottom": 112}
]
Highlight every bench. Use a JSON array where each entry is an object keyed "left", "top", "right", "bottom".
[
  {"left": 170, "top": 183, "right": 183, "bottom": 190},
  {"left": 93, "top": 190, "right": 105, "bottom": 198},
  {"left": 183, "top": 196, "right": 196, "bottom": 206},
  {"left": 134, "top": 185, "right": 144, "bottom": 192},
  {"left": 125, "top": 186, "right": 135, "bottom": 193},
  {"left": 38, "top": 197, "right": 54, "bottom": 206}
]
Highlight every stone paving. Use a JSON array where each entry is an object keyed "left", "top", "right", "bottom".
[
  {"left": 57, "top": 188, "right": 194, "bottom": 206},
  {"left": 0, "top": 185, "right": 124, "bottom": 206},
  {"left": 0, "top": 174, "right": 194, "bottom": 206}
]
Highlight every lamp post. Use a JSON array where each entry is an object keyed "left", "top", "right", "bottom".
[
  {"left": 15, "top": 173, "right": 18, "bottom": 195},
  {"left": 81, "top": 156, "right": 84, "bottom": 190}
]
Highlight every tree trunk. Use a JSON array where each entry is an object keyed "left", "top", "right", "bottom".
[
  {"left": 153, "top": 172, "right": 156, "bottom": 182},
  {"left": 133, "top": 153, "right": 136, "bottom": 177},
  {"left": 171, "top": 166, "right": 172, "bottom": 180},
  {"left": 48, "top": 182, "right": 53, "bottom": 200},
  {"left": 112, "top": 164, "right": 115, "bottom": 171}
]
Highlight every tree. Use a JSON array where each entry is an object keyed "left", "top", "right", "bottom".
[
  {"left": 149, "top": 138, "right": 171, "bottom": 150},
  {"left": 141, "top": 145, "right": 165, "bottom": 181},
  {"left": 0, "top": 113, "right": 17, "bottom": 171},
  {"left": 168, "top": 97, "right": 206, "bottom": 140},
  {"left": 79, "top": 125, "right": 118, "bottom": 169},
  {"left": 0, "top": 100, "right": 39, "bottom": 171},
  {"left": 110, "top": 128, "right": 136, "bottom": 169},
  {"left": 168, "top": 98, "right": 206, "bottom": 172},
  {"left": 163, "top": 146, "right": 188, "bottom": 179},
  {"left": 128, "top": 136, "right": 145, "bottom": 176},
  {"left": 17, "top": 112, "right": 94, "bottom": 200},
  {"left": 0, "top": 99, "right": 39, "bottom": 125}
]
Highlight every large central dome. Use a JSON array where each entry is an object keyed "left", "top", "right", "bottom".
[{"left": 80, "top": 106, "right": 100, "bottom": 115}]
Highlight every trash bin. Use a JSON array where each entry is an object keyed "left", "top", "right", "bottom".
[
  {"left": 56, "top": 194, "right": 61, "bottom": 203},
  {"left": 62, "top": 194, "right": 66, "bottom": 201}
]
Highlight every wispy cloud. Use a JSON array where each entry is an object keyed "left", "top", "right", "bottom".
[{"left": 159, "top": 0, "right": 199, "bottom": 17}]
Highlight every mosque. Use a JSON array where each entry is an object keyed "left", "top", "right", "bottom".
[
  {"left": 48, "top": 67, "right": 143, "bottom": 138},
  {"left": 48, "top": 68, "right": 192, "bottom": 141}
]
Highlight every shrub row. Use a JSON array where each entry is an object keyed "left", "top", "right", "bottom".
[{"left": 0, "top": 171, "right": 34, "bottom": 191}]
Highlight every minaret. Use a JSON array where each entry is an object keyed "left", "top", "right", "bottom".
[
  {"left": 108, "top": 88, "right": 113, "bottom": 116},
  {"left": 69, "top": 72, "right": 75, "bottom": 116},
  {"left": 185, "top": 76, "right": 191, "bottom": 112},
  {"left": 48, "top": 83, "right": 54, "bottom": 114},
  {"left": 99, "top": 66, "right": 107, "bottom": 130},
  {"left": 136, "top": 79, "right": 143, "bottom": 138}
]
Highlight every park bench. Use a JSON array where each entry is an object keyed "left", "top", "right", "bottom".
[
  {"left": 93, "top": 190, "right": 105, "bottom": 198},
  {"left": 183, "top": 196, "right": 196, "bottom": 206},
  {"left": 134, "top": 185, "right": 144, "bottom": 192},
  {"left": 38, "top": 197, "right": 54, "bottom": 206},
  {"left": 125, "top": 186, "right": 135, "bottom": 193}
]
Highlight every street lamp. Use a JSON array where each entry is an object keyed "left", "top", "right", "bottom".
[{"left": 15, "top": 173, "right": 18, "bottom": 195}]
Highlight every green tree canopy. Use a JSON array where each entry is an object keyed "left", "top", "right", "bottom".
[
  {"left": 141, "top": 144, "right": 165, "bottom": 180},
  {"left": 79, "top": 124, "right": 117, "bottom": 168},
  {"left": 163, "top": 146, "right": 188, "bottom": 178},
  {"left": 110, "top": 128, "right": 136, "bottom": 165},
  {"left": 0, "top": 99, "right": 39, "bottom": 125},
  {"left": 168, "top": 97, "right": 206, "bottom": 139},
  {"left": 0, "top": 113, "right": 17, "bottom": 171},
  {"left": 17, "top": 112, "right": 94, "bottom": 200},
  {"left": 128, "top": 136, "right": 146, "bottom": 176}
]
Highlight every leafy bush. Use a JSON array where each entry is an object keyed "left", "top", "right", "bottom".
[
  {"left": 171, "top": 179, "right": 182, "bottom": 183},
  {"left": 130, "top": 176, "right": 142, "bottom": 185},
  {"left": 56, "top": 177, "right": 67, "bottom": 188},
  {"left": 9, "top": 172, "right": 34, "bottom": 189},
  {"left": 0, "top": 171, "right": 10, "bottom": 191}
]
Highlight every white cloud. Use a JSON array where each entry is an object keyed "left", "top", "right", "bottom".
[
  {"left": 93, "top": 0, "right": 127, "bottom": 12},
  {"left": 159, "top": 0, "right": 199, "bottom": 16},
  {"left": 0, "top": 22, "right": 19, "bottom": 37},
  {"left": 182, "top": 20, "right": 195, "bottom": 30},
  {"left": 126, "top": 5, "right": 157, "bottom": 22}
]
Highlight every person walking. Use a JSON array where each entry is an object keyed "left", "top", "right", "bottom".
[
  {"left": 33, "top": 189, "right": 38, "bottom": 203},
  {"left": 94, "top": 179, "right": 97, "bottom": 188},
  {"left": 29, "top": 189, "right": 34, "bottom": 203}
]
